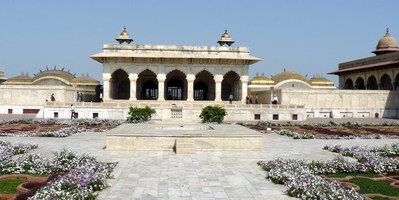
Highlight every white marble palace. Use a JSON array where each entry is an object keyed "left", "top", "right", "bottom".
[
  {"left": 91, "top": 28, "right": 260, "bottom": 103},
  {"left": 0, "top": 27, "right": 398, "bottom": 121}
]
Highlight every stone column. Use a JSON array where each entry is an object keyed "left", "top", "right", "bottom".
[
  {"left": 214, "top": 74, "right": 223, "bottom": 101},
  {"left": 129, "top": 73, "right": 138, "bottom": 101},
  {"left": 103, "top": 74, "right": 111, "bottom": 101},
  {"left": 157, "top": 74, "right": 166, "bottom": 101},
  {"left": 186, "top": 74, "right": 195, "bottom": 101},
  {"left": 241, "top": 75, "right": 248, "bottom": 103}
]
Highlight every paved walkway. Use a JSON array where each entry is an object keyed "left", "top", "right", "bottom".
[{"left": 1, "top": 127, "right": 399, "bottom": 200}]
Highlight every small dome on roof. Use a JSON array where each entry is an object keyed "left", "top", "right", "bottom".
[
  {"left": 116, "top": 26, "right": 133, "bottom": 44},
  {"left": 372, "top": 28, "right": 399, "bottom": 55},
  {"left": 217, "top": 29, "right": 235, "bottom": 46},
  {"left": 7, "top": 74, "right": 32, "bottom": 83},
  {"left": 272, "top": 71, "right": 309, "bottom": 84},
  {"left": 249, "top": 73, "right": 275, "bottom": 85},
  {"left": 309, "top": 76, "right": 334, "bottom": 86},
  {"left": 8, "top": 74, "right": 32, "bottom": 80},
  {"left": 376, "top": 28, "right": 397, "bottom": 49},
  {"left": 72, "top": 75, "right": 99, "bottom": 84},
  {"left": 120, "top": 26, "right": 129, "bottom": 36},
  {"left": 35, "top": 68, "right": 75, "bottom": 80}
]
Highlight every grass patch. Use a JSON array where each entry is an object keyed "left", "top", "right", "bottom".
[
  {"left": 372, "top": 197, "right": 391, "bottom": 200},
  {"left": 0, "top": 178, "right": 27, "bottom": 194},
  {"left": 325, "top": 173, "right": 380, "bottom": 178},
  {"left": 344, "top": 178, "right": 399, "bottom": 197}
]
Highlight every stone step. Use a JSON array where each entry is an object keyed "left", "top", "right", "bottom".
[{"left": 175, "top": 139, "right": 195, "bottom": 154}]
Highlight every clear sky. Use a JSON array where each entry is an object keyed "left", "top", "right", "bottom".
[{"left": 1, "top": 0, "right": 398, "bottom": 84}]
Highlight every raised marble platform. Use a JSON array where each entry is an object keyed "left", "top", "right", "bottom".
[{"left": 105, "top": 122, "right": 263, "bottom": 154}]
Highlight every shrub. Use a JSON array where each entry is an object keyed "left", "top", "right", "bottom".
[
  {"left": 127, "top": 106, "right": 156, "bottom": 123},
  {"left": 199, "top": 106, "right": 227, "bottom": 123}
]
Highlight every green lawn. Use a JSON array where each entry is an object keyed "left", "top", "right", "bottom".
[
  {"left": 324, "top": 173, "right": 380, "bottom": 178},
  {"left": 344, "top": 178, "right": 399, "bottom": 197},
  {"left": 0, "top": 178, "right": 27, "bottom": 194}
]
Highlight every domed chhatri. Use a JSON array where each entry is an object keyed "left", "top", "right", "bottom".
[
  {"left": 116, "top": 26, "right": 133, "bottom": 44},
  {"left": 217, "top": 29, "right": 235, "bottom": 46},
  {"left": 372, "top": 28, "right": 399, "bottom": 55}
]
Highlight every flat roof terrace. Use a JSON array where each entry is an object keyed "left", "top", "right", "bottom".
[{"left": 91, "top": 44, "right": 261, "bottom": 64}]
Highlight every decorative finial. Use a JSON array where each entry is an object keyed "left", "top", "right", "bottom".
[
  {"left": 124, "top": 26, "right": 127, "bottom": 32},
  {"left": 386, "top": 27, "right": 390, "bottom": 36},
  {"left": 225, "top": 29, "right": 228, "bottom": 33}
]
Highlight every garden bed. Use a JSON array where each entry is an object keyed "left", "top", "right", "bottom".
[
  {"left": 258, "top": 143, "right": 399, "bottom": 199},
  {"left": 0, "top": 140, "right": 117, "bottom": 199},
  {"left": 0, "top": 119, "right": 124, "bottom": 137}
]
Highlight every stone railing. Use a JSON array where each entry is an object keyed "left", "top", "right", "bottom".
[{"left": 45, "top": 101, "right": 304, "bottom": 109}]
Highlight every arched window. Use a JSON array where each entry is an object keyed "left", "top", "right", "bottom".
[
  {"left": 380, "top": 74, "right": 393, "bottom": 90},
  {"left": 222, "top": 71, "right": 241, "bottom": 101},
  {"left": 166, "top": 70, "right": 187, "bottom": 100},
  {"left": 194, "top": 70, "right": 215, "bottom": 101},
  {"left": 343, "top": 78, "right": 354, "bottom": 90},
  {"left": 395, "top": 74, "right": 399, "bottom": 90},
  {"left": 367, "top": 76, "right": 378, "bottom": 90},
  {"left": 111, "top": 69, "right": 130, "bottom": 99},
  {"left": 137, "top": 69, "right": 158, "bottom": 100},
  {"left": 355, "top": 77, "right": 365, "bottom": 90}
]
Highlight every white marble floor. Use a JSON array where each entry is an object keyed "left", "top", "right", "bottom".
[{"left": 1, "top": 127, "right": 398, "bottom": 200}]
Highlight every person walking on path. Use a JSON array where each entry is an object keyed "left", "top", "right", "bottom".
[
  {"left": 228, "top": 94, "right": 233, "bottom": 104},
  {"left": 70, "top": 104, "right": 75, "bottom": 119},
  {"left": 272, "top": 94, "right": 278, "bottom": 104}
]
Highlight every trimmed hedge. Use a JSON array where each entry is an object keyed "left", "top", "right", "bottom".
[
  {"left": 199, "top": 106, "right": 227, "bottom": 123},
  {"left": 127, "top": 106, "right": 156, "bottom": 123}
]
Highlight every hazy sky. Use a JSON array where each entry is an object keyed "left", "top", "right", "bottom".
[{"left": 1, "top": 0, "right": 398, "bottom": 84}]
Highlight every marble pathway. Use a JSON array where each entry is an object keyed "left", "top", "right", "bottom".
[{"left": 2, "top": 129, "right": 399, "bottom": 200}]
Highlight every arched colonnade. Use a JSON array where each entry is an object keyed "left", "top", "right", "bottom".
[
  {"left": 103, "top": 67, "right": 248, "bottom": 102},
  {"left": 344, "top": 73, "right": 399, "bottom": 90}
]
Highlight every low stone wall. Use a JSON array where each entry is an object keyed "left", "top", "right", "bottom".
[
  {"left": 280, "top": 89, "right": 399, "bottom": 109},
  {"left": 35, "top": 102, "right": 307, "bottom": 121},
  {"left": 0, "top": 85, "right": 96, "bottom": 106}
]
